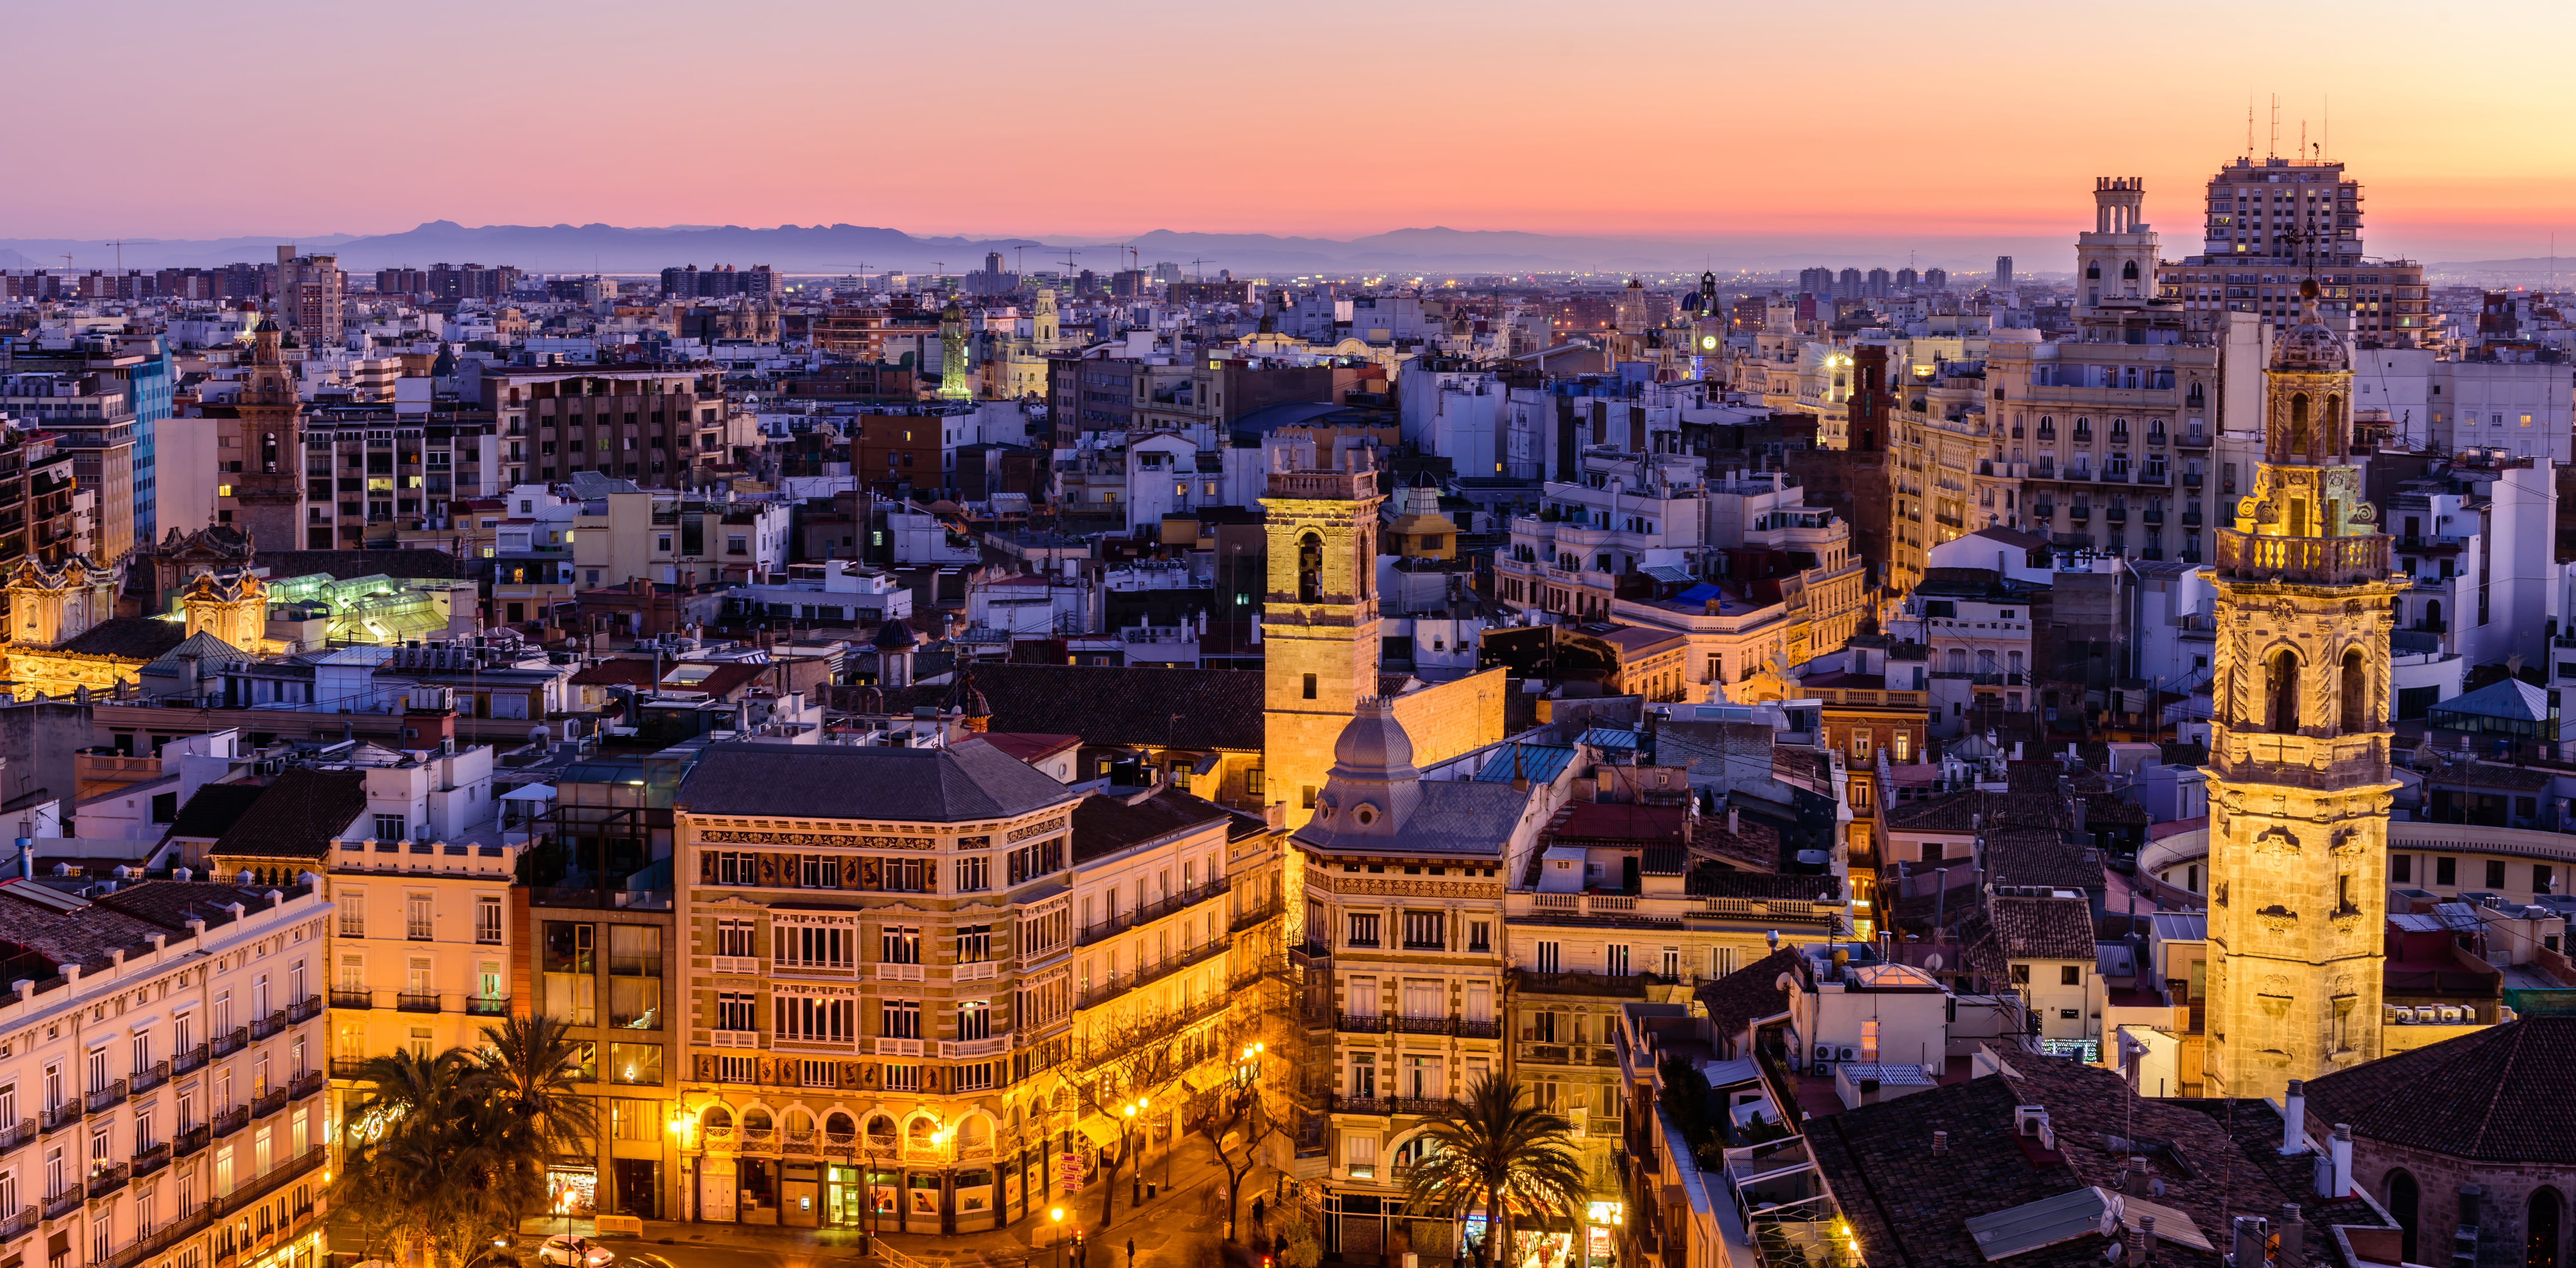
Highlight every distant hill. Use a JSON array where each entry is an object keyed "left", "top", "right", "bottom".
[{"left": 0, "top": 222, "right": 2060, "bottom": 277}]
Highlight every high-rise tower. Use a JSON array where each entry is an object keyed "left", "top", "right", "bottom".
[
  {"left": 2202, "top": 279, "right": 2409, "bottom": 1102},
  {"left": 1260, "top": 446, "right": 1383, "bottom": 829}
]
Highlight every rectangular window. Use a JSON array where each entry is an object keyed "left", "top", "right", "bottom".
[
  {"left": 337, "top": 890, "right": 364, "bottom": 939},
  {"left": 1346, "top": 913, "right": 1380, "bottom": 948},
  {"left": 1467, "top": 921, "right": 1491, "bottom": 953},
  {"left": 542, "top": 922, "right": 596, "bottom": 1026},
  {"left": 475, "top": 897, "right": 503, "bottom": 945},
  {"left": 1401, "top": 911, "right": 1444, "bottom": 950},
  {"left": 608, "top": 925, "right": 662, "bottom": 1028},
  {"left": 374, "top": 814, "right": 407, "bottom": 841},
  {"left": 714, "top": 993, "right": 757, "bottom": 1032},
  {"left": 405, "top": 893, "right": 433, "bottom": 940},
  {"left": 1302, "top": 673, "right": 1317, "bottom": 700},
  {"left": 606, "top": 1043, "right": 663, "bottom": 1086},
  {"left": 2486, "top": 859, "right": 2508, "bottom": 889},
  {"left": 880, "top": 1000, "right": 921, "bottom": 1039},
  {"left": 1536, "top": 941, "right": 1561, "bottom": 973},
  {"left": 2061, "top": 965, "right": 2082, "bottom": 986},
  {"left": 2392, "top": 855, "right": 2412, "bottom": 884},
  {"left": 956, "top": 856, "right": 990, "bottom": 893},
  {"left": 881, "top": 926, "right": 922, "bottom": 964},
  {"left": 2437, "top": 856, "right": 2458, "bottom": 886},
  {"left": 957, "top": 1000, "right": 991, "bottom": 1041},
  {"left": 956, "top": 925, "right": 992, "bottom": 964},
  {"left": 2539, "top": 865, "right": 2556, "bottom": 895}
]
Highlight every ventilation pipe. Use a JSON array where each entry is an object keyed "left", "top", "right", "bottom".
[
  {"left": 2281, "top": 1079, "right": 2307, "bottom": 1154},
  {"left": 2329, "top": 1124, "right": 2354, "bottom": 1197}
]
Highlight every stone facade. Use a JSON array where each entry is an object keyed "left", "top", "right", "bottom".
[
  {"left": 1262, "top": 457, "right": 1385, "bottom": 830},
  {"left": 2203, "top": 283, "right": 2411, "bottom": 1102}
]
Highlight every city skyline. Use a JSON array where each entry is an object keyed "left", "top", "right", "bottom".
[{"left": 8, "top": 0, "right": 2575, "bottom": 264}]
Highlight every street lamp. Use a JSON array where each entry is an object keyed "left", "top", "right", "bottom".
[{"left": 1051, "top": 1207, "right": 1067, "bottom": 1268}]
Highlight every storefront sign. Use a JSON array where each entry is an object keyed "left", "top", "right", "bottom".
[{"left": 1058, "top": 1152, "right": 1085, "bottom": 1191}]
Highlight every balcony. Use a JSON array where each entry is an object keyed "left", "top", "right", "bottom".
[
  {"left": 131, "top": 1062, "right": 169, "bottom": 1096},
  {"left": 0, "top": 1206, "right": 31, "bottom": 1244},
  {"left": 86, "top": 1080, "right": 127, "bottom": 1114},
  {"left": 466, "top": 995, "right": 509, "bottom": 1016},
  {"left": 252, "top": 1089, "right": 288, "bottom": 1120},
  {"left": 131, "top": 1142, "right": 171, "bottom": 1180},
  {"left": 289, "top": 1070, "right": 326, "bottom": 1101},
  {"left": 87, "top": 1164, "right": 128, "bottom": 1200},
  {"left": 2183, "top": 472, "right": 2204, "bottom": 487},
  {"left": 709, "top": 1030, "right": 763, "bottom": 1049},
  {"left": 939, "top": 1037, "right": 1009, "bottom": 1059},
  {"left": 2180, "top": 431, "right": 2211, "bottom": 448},
  {"left": 288, "top": 994, "right": 322, "bottom": 1023},
  {"left": 172, "top": 1043, "right": 209, "bottom": 1075},
  {"left": 2069, "top": 505, "right": 2091, "bottom": 521},
  {"left": 2213, "top": 529, "right": 2393, "bottom": 586},
  {"left": 44, "top": 1188, "right": 82, "bottom": 1221},
  {"left": 330, "top": 987, "right": 373, "bottom": 1010},
  {"left": 210, "top": 1106, "right": 250, "bottom": 1140},
  {"left": 396, "top": 991, "right": 441, "bottom": 1013},
  {"left": 1392, "top": 1015, "right": 1456, "bottom": 1036},
  {"left": 2104, "top": 508, "right": 2126, "bottom": 524},
  {"left": 0, "top": 1120, "right": 29, "bottom": 1157},
  {"left": 40, "top": 1104, "right": 79, "bottom": 1135},
  {"left": 1336, "top": 1013, "right": 1387, "bottom": 1034},
  {"left": 1455, "top": 1018, "right": 1502, "bottom": 1040},
  {"left": 173, "top": 1125, "right": 210, "bottom": 1158},
  {"left": 211, "top": 1028, "right": 248, "bottom": 1058},
  {"left": 249, "top": 1011, "right": 285, "bottom": 1040}
]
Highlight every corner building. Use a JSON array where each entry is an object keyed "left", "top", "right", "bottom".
[
  {"left": 670, "top": 741, "right": 1268, "bottom": 1232},
  {"left": 2201, "top": 284, "right": 2410, "bottom": 1102}
]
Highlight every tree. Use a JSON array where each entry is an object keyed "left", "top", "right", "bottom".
[
  {"left": 1074, "top": 1010, "right": 1185, "bottom": 1232},
  {"left": 1398, "top": 1073, "right": 1587, "bottom": 1268},
  {"left": 330, "top": 1017, "right": 596, "bottom": 1268},
  {"left": 470, "top": 1014, "right": 600, "bottom": 1235},
  {"left": 1187, "top": 1060, "right": 1280, "bottom": 1243}
]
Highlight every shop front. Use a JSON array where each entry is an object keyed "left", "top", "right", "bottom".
[
  {"left": 547, "top": 1166, "right": 600, "bottom": 1220},
  {"left": 1582, "top": 1202, "right": 1624, "bottom": 1268}
]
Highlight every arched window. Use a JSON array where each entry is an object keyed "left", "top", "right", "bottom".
[
  {"left": 2386, "top": 1170, "right": 2420, "bottom": 1263},
  {"left": 824, "top": 1111, "right": 856, "bottom": 1145},
  {"left": 2085, "top": 261, "right": 2101, "bottom": 280},
  {"left": 2530, "top": 1186, "right": 2562, "bottom": 1268},
  {"left": 865, "top": 1114, "right": 898, "bottom": 1149},
  {"left": 2268, "top": 649, "right": 2302, "bottom": 734},
  {"left": 1296, "top": 532, "right": 1324, "bottom": 603},
  {"left": 2187, "top": 382, "right": 2206, "bottom": 409},
  {"left": 2326, "top": 394, "right": 2343, "bottom": 450},
  {"left": 2121, "top": 260, "right": 2139, "bottom": 280},
  {"left": 2341, "top": 650, "right": 2368, "bottom": 735},
  {"left": 2426, "top": 598, "right": 2444, "bottom": 632},
  {"left": 2289, "top": 393, "right": 2311, "bottom": 457}
]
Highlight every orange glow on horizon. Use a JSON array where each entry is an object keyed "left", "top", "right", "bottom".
[{"left": 6, "top": 2, "right": 2573, "bottom": 266}]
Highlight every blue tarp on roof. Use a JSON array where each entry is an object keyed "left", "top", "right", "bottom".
[
  {"left": 1580, "top": 727, "right": 1641, "bottom": 751},
  {"left": 1674, "top": 584, "right": 1721, "bottom": 605},
  {"left": 1472, "top": 742, "right": 1576, "bottom": 784}
]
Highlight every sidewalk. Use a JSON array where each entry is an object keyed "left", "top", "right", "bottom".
[{"left": 611, "top": 1136, "right": 1271, "bottom": 1268}]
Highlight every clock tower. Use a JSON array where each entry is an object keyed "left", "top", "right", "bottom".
[
  {"left": 2202, "top": 279, "right": 2409, "bottom": 1101},
  {"left": 1261, "top": 446, "right": 1383, "bottom": 830}
]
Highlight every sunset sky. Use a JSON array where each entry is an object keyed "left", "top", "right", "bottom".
[{"left": 12, "top": 0, "right": 2575, "bottom": 266}]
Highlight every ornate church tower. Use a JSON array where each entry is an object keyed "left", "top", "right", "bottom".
[
  {"left": 2203, "top": 280, "right": 2410, "bottom": 1101},
  {"left": 229, "top": 313, "right": 308, "bottom": 549},
  {"left": 1261, "top": 446, "right": 1383, "bottom": 829}
]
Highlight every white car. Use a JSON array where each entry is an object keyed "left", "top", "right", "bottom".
[{"left": 538, "top": 1237, "right": 616, "bottom": 1268}]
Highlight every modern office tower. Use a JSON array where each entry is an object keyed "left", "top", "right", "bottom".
[
  {"left": 2201, "top": 281, "right": 2408, "bottom": 1101},
  {"left": 1995, "top": 255, "right": 2014, "bottom": 287}
]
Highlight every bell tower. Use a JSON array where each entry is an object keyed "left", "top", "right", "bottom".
[
  {"left": 1261, "top": 445, "right": 1384, "bottom": 829},
  {"left": 230, "top": 312, "right": 309, "bottom": 549},
  {"left": 2202, "top": 280, "right": 2409, "bottom": 1101}
]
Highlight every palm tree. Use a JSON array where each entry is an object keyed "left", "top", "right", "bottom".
[
  {"left": 469, "top": 1014, "right": 599, "bottom": 1236},
  {"left": 1399, "top": 1073, "right": 1588, "bottom": 1268}
]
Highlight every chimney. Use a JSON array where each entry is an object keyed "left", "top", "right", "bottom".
[
  {"left": 2329, "top": 1124, "right": 2354, "bottom": 1197},
  {"left": 2136, "top": 1215, "right": 2155, "bottom": 1266},
  {"left": 2282, "top": 1078, "right": 2307, "bottom": 1153},
  {"left": 2278, "top": 1204, "right": 2303, "bottom": 1262},
  {"left": 1728, "top": 805, "right": 1740, "bottom": 835},
  {"left": 1931, "top": 1130, "right": 1948, "bottom": 1153}
]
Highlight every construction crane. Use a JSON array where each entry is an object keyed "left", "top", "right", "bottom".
[
  {"left": 1060, "top": 247, "right": 1082, "bottom": 278},
  {"left": 103, "top": 239, "right": 158, "bottom": 271},
  {"left": 1189, "top": 257, "right": 1216, "bottom": 280}
]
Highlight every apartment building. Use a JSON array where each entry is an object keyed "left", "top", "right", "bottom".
[
  {"left": 1498, "top": 449, "right": 1709, "bottom": 620},
  {"left": 1986, "top": 179, "right": 2231, "bottom": 564},
  {"left": 2156, "top": 155, "right": 2428, "bottom": 346},
  {"left": 322, "top": 835, "right": 518, "bottom": 1124},
  {"left": 272, "top": 247, "right": 343, "bottom": 350},
  {"left": 297, "top": 402, "right": 499, "bottom": 547},
  {"left": 478, "top": 369, "right": 732, "bottom": 489},
  {"left": 0, "top": 373, "right": 135, "bottom": 565},
  {"left": 0, "top": 876, "right": 333, "bottom": 1268},
  {"left": 669, "top": 740, "right": 1262, "bottom": 1233}
]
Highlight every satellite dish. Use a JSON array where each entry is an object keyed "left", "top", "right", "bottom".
[{"left": 1925, "top": 953, "right": 1944, "bottom": 973}]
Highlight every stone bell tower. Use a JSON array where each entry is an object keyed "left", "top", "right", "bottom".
[
  {"left": 1261, "top": 445, "right": 1384, "bottom": 829},
  {"left": 2202, "top": 280, "right": 2411, "bottom": 1101}
]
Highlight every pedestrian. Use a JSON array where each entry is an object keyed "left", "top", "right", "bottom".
[
  {"left": 1251, "top": 1196, "right": 1265, "bottom": 1227},
  {"left": 1126, "top": 1237, "right": 1136, "bottom": 1268}
]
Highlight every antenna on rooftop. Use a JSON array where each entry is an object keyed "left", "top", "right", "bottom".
[{"left": 2268, "top": 94, "right": 2280, "bottom": 159}]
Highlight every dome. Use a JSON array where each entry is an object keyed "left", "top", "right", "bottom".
[
  {"left": 2270, "top": 279, "right": 2350, "bottom": 373},
  {"left": 927, "top": 499, "right": 962, "bottom": 514},
  {"left": 1329, "top": 698, "right": 1418, "bottom": 780},
  {"left": 872, "top": 617, "right": 918, "bottom": 651}
]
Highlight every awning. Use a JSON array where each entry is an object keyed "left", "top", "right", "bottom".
[
  {"left": 1182, "top": 1063, "right": 1231, "bottom": 1093},
  {"left": 1075, "top": 1113, "right": 1123, "bottom": 1148}
]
